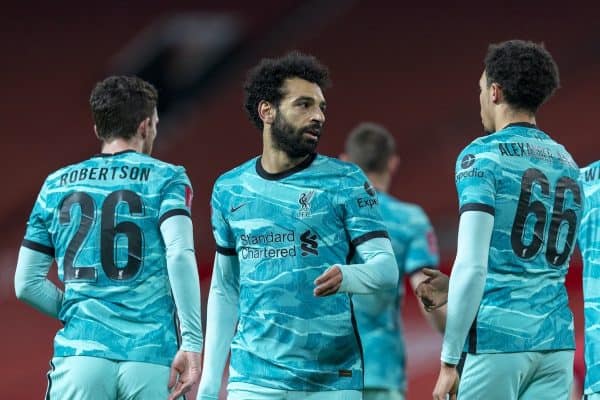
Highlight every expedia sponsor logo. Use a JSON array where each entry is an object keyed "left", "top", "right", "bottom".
[
  {"left": 357, "top": 197, "right": 379, "bottom": 208},
  {"left": 455, "top": 168, "right": 484, "bottom": 182},
  {"left": 461, "top": 154, "right": 476, "bottom": 169}
]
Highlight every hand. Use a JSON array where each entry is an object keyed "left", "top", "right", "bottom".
[
  {"left": 167, "top": 350, "right": 202, "bottom": 400},
  {"left": 416, "top": 268, "right": 449, "bottom": 311},
  {"left": 314, "top": 265, "right": 342, "bottom": 296},
  {"left": 432, "top": 363, "right": 459, "bottom": 400}
]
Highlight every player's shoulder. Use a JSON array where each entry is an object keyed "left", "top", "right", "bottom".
[
  {"left": 213, "top": 156, "right": 260, "bottom": 189},
  {"left": 314, "top": 154, "right": 368, "bottom": 182},
  {"left": 379, "top": 192, "right": 429, "bottom": 222},
  {"left": 456, "top": 133, "right": 502, "bottom": 173},
  {"left": 580, "top": 160, "right": 600, "bottom": 182}
]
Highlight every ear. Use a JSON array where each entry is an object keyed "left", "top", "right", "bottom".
[
  {"left": 137, "top": 117, "right": 150, "bottom": 139},
  {"left": 93, "top": 125, "right": 100, "bottom": 139},
  {"left": 258, "top": 100, "right": 275, "bottom": 126},
  {"left": 490, "top": 82, "right": 502, "bottom": 104},
  {"left": 388, "top": 154, "right": 400, "bottom": 174},
  {"left": 339, "top": 153, "right": 349, "bottom": 161}
]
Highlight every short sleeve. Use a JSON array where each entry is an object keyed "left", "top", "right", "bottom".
[
  {"left": 455, "top": 142, "right": 498, "bottom": 216},
  {"left": 22, "top": 179, "right": 55, "bottom": 257},
  {"left": 405, "top": 208, "right": 440, "bottom": 274},
  {"left": 159, "top": 167, "right": 193, "bottom": 225},
  {"left": 337, "top": 166, "right": 389, "bottom": 246},
  {"left": 211, "top": 181, "right": 236, "bottom": 255}
]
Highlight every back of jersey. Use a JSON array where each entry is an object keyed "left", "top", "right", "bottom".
[
  {"left": 455, "top": 123, "right": 582, "bottom": 353},
  {"left": 579, "top": 161, "right": 600, "bottom": 394},
  {"left": 23, "top": 150, "right": 192, "bottom": 366}
]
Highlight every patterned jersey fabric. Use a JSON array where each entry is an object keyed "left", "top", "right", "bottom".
[
  {"left": 579, "top": 161, "right": 600, "bottom": 395},
  {"left": 211, "top": 153, "right": 389, "bottom": 391},
  {"left": 454, "top": 123, "right": 582, "bottom": 353},
  {"left": 352, "top": 191, "right": 439, "bottom": 390},
  {"left": 23, "top": 150, "right": 192, "bottom": 366}
]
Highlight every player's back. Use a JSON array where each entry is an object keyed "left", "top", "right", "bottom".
[
  {"left": 455, "top": 122, "right": 582, "bottom": 354},
  {"left": 24, "top": 150, "right": 191, "bottom": 366},
  {"left": 352, "top": 192, "right": 438, "bottom": 390},
  {"left": 579, "top": 161, "right": 600, "bottom": 394}
]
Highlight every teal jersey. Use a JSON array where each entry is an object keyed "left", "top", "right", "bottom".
[
  {"left": 211, "top": 153, "right": 389, "bottom": 391},
  {"left": 455, "top": 123, "right": 582, "bottom": 354},
  {"left": 579, "top": 161, "right": 600, "bottom": 395},
  {"left": 352, "top": 192, "right": 439, "bottom": 390},
  {"left": 23, "top": 150, "right": 193, "bottom": 366}
]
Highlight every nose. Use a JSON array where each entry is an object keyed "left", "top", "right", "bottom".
[{"left": 312, "top": 107, "right": 325, "bottom": 124}]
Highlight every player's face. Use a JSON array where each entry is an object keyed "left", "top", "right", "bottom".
[
  {"left": 271, "top": 78, "right": 326, "bottom": 158},
  {"left": 479, "top": 71, "right": 494, "bottom": 133},
  {"left": 142, "top": 108, "right": 158, "bottom": 155}
]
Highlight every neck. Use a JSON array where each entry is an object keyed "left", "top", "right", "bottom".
[
  {"left": 366, "top": 172, "right": 389, "bottom": 192},
  {"left": 101, "top": 137, "right": 143, "bottom": 154},
  {"left": 260, "top": 129, "right": 310, "bottom": 174},
  {"left": 494, "top": 105, "right": 536, "bottom": 132}
]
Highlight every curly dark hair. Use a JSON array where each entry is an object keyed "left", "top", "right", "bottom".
[
  {"left": 244, "top": 51, "right": 331, "bottom": 130},
  {"left": 484, "top": 40, "right": 559, "bottom": 113},
  {"left": 90, "top": 75, "right": 158, "bottom": 140}
]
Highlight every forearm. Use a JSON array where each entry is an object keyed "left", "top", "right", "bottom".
[
  {"left": 161, "top": 216, "right": 203, "bottom": 352},
  {"left": 338, "top": 237, "right": 398, "bottom": 294},
  {"left": 198, "top": 253, "right": 240, "bottom": 399},
  {"left": 14, "top": 246, "right": 62, "bottom": 318},
  {"left": 441, "top": 211, "right": 493, "bottom": 364}
]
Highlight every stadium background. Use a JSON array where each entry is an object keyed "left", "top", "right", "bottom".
[{"left": 1, "top": 1, "right": 598, "bottom": 398}]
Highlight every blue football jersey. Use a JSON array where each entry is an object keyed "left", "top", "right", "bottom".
[
  {"left": 23, "top": 150, "right": 193, "bottom": 366},
  {"left": 352, "top": 191, "right": 439, "bottom": 390},
  {"left": 455, "top": 122, "right": 582, "bottom": 353},
  {"left": 211, "top": 153, "right": 389, "bottom": 391},
  {"left": 579, "top": 161, "right": 600, "bottom": 395}
]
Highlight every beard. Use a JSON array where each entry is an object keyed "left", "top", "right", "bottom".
[{"left": 271, "top": 112, "right": 322, "bottom": 158}]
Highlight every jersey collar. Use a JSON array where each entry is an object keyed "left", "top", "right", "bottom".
[{"left": 256, "top": 153, "right": 317, "bottom": 181}]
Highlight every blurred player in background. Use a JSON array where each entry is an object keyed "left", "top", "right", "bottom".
[
  {"left": 197, "top": 51, "right": 398, "bottom": 400},
  {"left": 340, "top": 122, "right": 446, "bottom": 400},
  {"left": 14, "top": 76, "right": 203, "bottom": 400},
  {"left": 420, "top": 40, "right": 582, "bottom": 400},
  {"left": 579, "top": 160, "right": 600, "bottom": 400}
]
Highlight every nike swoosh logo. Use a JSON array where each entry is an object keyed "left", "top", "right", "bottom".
[{"left": 230, "top": 203, "right": 247, "bottom": 212}]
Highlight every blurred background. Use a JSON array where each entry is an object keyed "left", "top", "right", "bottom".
[{"left": 1, "top": 0, "right": 598, "bottom": 398}]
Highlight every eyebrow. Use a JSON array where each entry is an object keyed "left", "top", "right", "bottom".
[{"left": 293, "top": 96, "right": 327, "bottom": 108}]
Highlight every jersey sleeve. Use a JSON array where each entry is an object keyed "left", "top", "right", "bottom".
[
  {"left": 455, "top": 141, "right": 498, "bottom": 216},
  {"left": 405, "top": 207, "right": 440, "bottom": 274},
  {"left": 159, "top": 167, "right": 193, "bottom": 225},
  {"left": 22, "top": 179, "right": 55, "bottom": 257},
  {"left": 211, "top": 180, "right": 236, "bottom": 255},
  {"left": 337, "top": 166, "right": 389, "bottom": 246}
]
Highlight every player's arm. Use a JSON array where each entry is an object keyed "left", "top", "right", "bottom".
[
  {"left": 441, "top": 210, "right": 493, "bottom": 365},
  {"left": 160, "top": 214, "right": 203, "bottom": 400},
  {"left": 315, "top": 167, "right": 398, "bottom": 296},
  {"left": 406, "top": 214, "right": 445, "bottom": 332},
  {"left": 197, "top": 252, "right": 240, "bottom": 400},
  {"left": 315, "top": 236, "right": 398, "bottom": 296},
  {"left": 14, "top": 245, "right": 62, "bottom": 318},
  {"left": 15, "top": 180, "right": 63, "bottom": 318}
]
